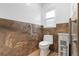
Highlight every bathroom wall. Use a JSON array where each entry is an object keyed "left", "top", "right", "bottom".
[
  {"left": 71, "top": 21, "right": 77, "bottom": 34},
  {"left": 71, "top": 3, "right": 77, "bottom": 34},
  {"left": 0, "top": 18, "right": 43, "bottom": 56},
  {"left": 41, "top": 3, "right": 72, "bottom": 26},
  {"left": 0, "top": 3, "right": 42, "bottom": 25},
  {"left": 43, "top": 23, "right": 69, "bottom": 52}
]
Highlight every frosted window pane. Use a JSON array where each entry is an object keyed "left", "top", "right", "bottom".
[
  {"left": 46, "top": 10, "right": 55, "bottom": 18},
  {"left": 46, "top": 19, "right": 56, "bottom": 27}
]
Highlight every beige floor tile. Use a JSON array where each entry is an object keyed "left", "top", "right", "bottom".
[
  {"left": 28, "top": 49, "right": 40, "bottom": 56},
  {"left": 28, "top": 49, "right": 58, "bottom": 56}
]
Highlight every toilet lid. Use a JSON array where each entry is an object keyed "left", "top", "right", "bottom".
[{"left": 39, "top": 41, "right": 49, "bottom": 46}]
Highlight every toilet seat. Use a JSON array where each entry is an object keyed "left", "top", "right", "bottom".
[
  {"left": 39, "top": 41, "right": 49, "bottom": 46},
  {"left": 39, "top": 41, "right": 50, "bottom": 56},
  {"left": 39, "top": 41, "right": 50, "bottom": 49}
]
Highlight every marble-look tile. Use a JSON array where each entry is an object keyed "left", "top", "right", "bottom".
[{"left": 0, "top": 18, "right": 43, "bottom": 56}]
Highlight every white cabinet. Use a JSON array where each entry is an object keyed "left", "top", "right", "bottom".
[{"left": 58, "top": 33, "right": 69, "bottom": 56}]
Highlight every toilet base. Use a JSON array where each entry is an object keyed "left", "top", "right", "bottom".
[{"left": 40, "top": 49, "right": 50, "bottom": 56}]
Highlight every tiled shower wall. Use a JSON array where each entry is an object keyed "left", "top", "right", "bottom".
[
  {"left": 0, "top": 18, "right": 43, "bottom": 56},
  {"left": 43, "top": 23, "right": 69, "bottom": 52}
]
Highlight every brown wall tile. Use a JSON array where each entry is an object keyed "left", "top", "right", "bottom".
[{"left": 0, "top": 18, "right": 43, "bottom": 56}]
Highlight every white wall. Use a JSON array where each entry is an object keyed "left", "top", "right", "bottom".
[
  {"left": 0, "top": 3, "right": 42, "bottom": 25},
  {"left": 71, "top": 3, "right": 78, "bottom": 21},
  {"left": 56, "top": 3, "right": 72, "bottom": 23},
  {"left": 0, "top": 3, "right": 73, "bottom": 26},
  {"left": 42, "top": 3, "right": 72, "bottom": 26}
]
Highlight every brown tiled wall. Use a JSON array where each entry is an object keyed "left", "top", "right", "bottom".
[
  {"left": 43, "top": 23, "right": 69, "bottom": 52},
  {"left": 0, "top": 18, "right": 69, "bottom": 55},
  {"left": 0, "top": 18, "right": 43, "bottom": 56}
]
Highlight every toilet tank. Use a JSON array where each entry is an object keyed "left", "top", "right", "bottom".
[{"left": 43, "top": 35, "right": 53, "bottom": 44}]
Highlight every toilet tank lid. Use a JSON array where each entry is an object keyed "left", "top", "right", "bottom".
[{"left": 43, "top": 35, "right": 53, "bottom": 42}]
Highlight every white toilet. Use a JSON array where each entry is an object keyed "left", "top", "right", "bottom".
[{"left": 39, "top": 35, "right": 53, "bottom": 56}]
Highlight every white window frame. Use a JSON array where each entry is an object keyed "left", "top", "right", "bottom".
[{"left": 44, "top": 10, "right": 56, "bottom": 28}]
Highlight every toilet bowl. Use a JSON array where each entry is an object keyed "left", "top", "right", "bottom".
[
  {"left": 39, "top": 35, "right": 53, "bottom": 56},
  {"left": 39, "top": 41, "right": 50, "bottom": 56}
]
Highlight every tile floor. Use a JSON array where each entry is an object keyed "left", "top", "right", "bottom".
[{"left": 28, "top": 49, "right": 58, "bottom": 56}]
